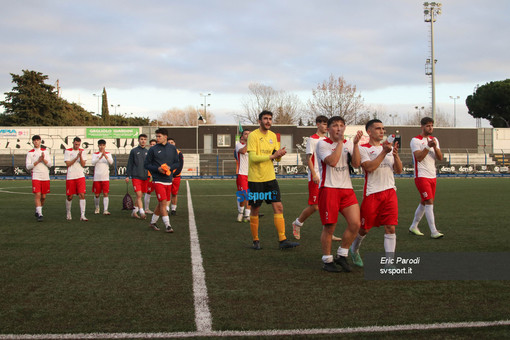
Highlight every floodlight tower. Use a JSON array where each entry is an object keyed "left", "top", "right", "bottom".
[{"left": 424, "top": 2, "right": 442, "bottom": 122}]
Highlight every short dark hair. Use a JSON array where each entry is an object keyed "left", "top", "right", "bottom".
[
  {"left": 32, "top": 135, "right": 41, "bottom": 141},
  {"left": 98, "top": 139, "right": 106, "bottom": 145},
  {"left": 316, "top": 115, "right": 328, "bottom": 124},
  {"left": 73, "top": 136, "right": 81, "bottom": 143},
  {"left": 365, "top": 119, "right": 383, "bottom": 132},
  {"left": 149, "top": 139, "right": 157, "bottom": 144},
  {"left": 327, "top": 116, "right": 345, "bottom": 128},
  {"left": 421, "top": 117, "right": 434, "bottom": 126},
  {"left": 155, "top": 128, "right": 168, "bottom": 136},
  {"left": 168, "top": 137, "right": 175, "bottom": 142},
  {"left": 258, "top": 110, "right": 273, "bottom": 121},
  {"left": 138, "top": 134, "right": 148, "bottom": 140}
]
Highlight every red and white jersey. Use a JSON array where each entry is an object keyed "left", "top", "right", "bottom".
[
  {"left": 316, "top": 138, "right": 354, "bottom": 189},
  {"left": 92, "top": 151, "right": 113, "bottom": 181},
  {"left": 64, "top": 148, "right": 86, "bottom": 180},
  {"left": 305, "top": 133, "right": 325, "bottom": 181},
  {"left": 410, "top": 135, "right": 440, "bottom": 178},
  {"left": 26, "top": 147, "right": 52, "bottom": 181},
  {"left": 235, "top": 141, "right": 249, "bottom": 176},
  {"left": 359, "top": 143, "right": 396, "bottom": 196}
]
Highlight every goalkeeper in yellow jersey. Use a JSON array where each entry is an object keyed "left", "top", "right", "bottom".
[{"left": 246, "top": 110, "right": 299, "bottom": 250}]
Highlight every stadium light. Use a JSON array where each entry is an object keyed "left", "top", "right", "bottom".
[
  {"left": 110, "top": 104, "right": 120, "bottom": 115},
  {"left": 92, "top": 93, "right": 101, "bottom": 116},
  {"left": 449, "top": 95, "right": 460, "bottom": 127},
  {"left": 423, "top": 2, "right": 442, "bottom": 122},
  {"left": 200, "top": 93, "right": 211, "bottom": 118}
]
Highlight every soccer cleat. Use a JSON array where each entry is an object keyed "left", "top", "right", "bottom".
[
  {"left": 103, "top": 211, "right": 111, "bottom": 215},
  {"left": 145, "top": 209, "right": 154, "bottom": 214},
  {"left": 431, "top": 231, "right": 444, "bottom": 239},
  {"left": 292, "top": 221, "right": 301, "bottom": 240},
  {"left": 149, "top": 223, "right": 160, "bottom": 231},
  {"left": 131, "top": 211, "right": 140, "bottom": 219},
  {"left": 140, "top": 213, "right": 147, "bottom": 220},
  {"left": 409, "top": 227, "right": 424, "bottom": 236},
  {"left": 171, "top": 210, "right": 176, "bottom": 216},
  {"left": 243, "top": 215, "right": 250, "bottom": 223},
  {"left": 80, "top": 216, "right": 88, "bottom": 222},
  {"left": 332, "top": 235, "right": 342, "bottom": 241},
  {"left": 94, "top": 207, "right": 100, "bottom": 214},
  {"left": 350, "top": 250, "right": 364, "bottom": 267},
  {"left": 36, "top": 214, "right": 43, "bottom": 222},
  {"left": 251, "top": 240, "right": 262, "bottom": 250},
  {"left": 334, "top": 255, "right": 352, "bottom": 272},
  {"left": 237, "top": 213, "right": 243, "bottom": 222},
  {"left": 165, "top": 225, "right": 174, "bottom": 233},
  {"left": 322, "top": 262, "right": 341, "bottom": 273},
  {"left": 279, "top": 239, "right": 300, "bottom": 249},
  {"left": 66, "top": 212, "right": 72, "bottom": 220}
]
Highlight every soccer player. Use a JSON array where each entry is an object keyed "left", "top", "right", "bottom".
[
  {"left": 292, "top": 115, "right": 340, "bottom": 241},
  {"left": 235, "top": 129, "right": 251, "bottom": 222},
  {"left": 409, "top": 117, "right": 444, "bottom": 239},
  {"left": 247, "top": 110, "right": 299, "bottom": 250},
  {"left": 26, "top": 135, "right": 52, "bottom": 222},
  {"left": 126, "top": 134, "right": 149, "bottom": 219},
  {"left": 316, "top": 116, "right": 363, "bottom": 272},
  {"left": 91, "top": 139, "right": 114, "bottom": 215},
  {"left": 64, "top": 137, "right": 88, "bottom": 221},
  {"left": 167, "top": 138, "right": 184, "bottom": 215},
  {"left": 144, "top": 128, "right": 180, "bottom": 233},
  {"left": 350, "top": 119, "right": 403, "bottom": 267},
  {"left": 144, "top": 139, "right": 157, "bottom": 214}
]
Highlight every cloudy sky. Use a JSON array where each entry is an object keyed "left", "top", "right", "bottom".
[{"left": 1, "top": 0, "right": 509, "bottom": 127}]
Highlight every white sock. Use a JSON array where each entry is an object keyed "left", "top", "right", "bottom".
[
  {"left": 66, "top": 199, "right": 72, "bottom": 213},
  {"left": 151, "top": 214, "right": 160, "bottom": 224},
  {"left": 139, "top": 208, "right": 145, "bottom": 215},
  {"left": 424, "top": 205, "right": 438, "bottom": 233},
  {"left": 244, "top": 208, "right": 251, "bottom": 217},
  {"left": 322, "top": 255, "right": 334, "bottom": 263},
  {"left": 144, "top": 194, "right": 151, "bottom": 210},
  {"left": 237, "top": 200, "right": 243, "bottom": 213},
  {"left": 79, "top": 199, "right": 86, "bottom": 217},
  {"left": 410, "top": 204, "right": 425, "bottom": 229},
  {"left": 166, "top": 205, "right": 170, "bottom": 212},
  {"left": 171, "top": 204, "right": 177, "bottom": 211},
  {"left": 384, "top": 233, "right": 397, "bottom": 254},
  {"left": 94, "top": 197, "right": 100, "bottom": 209},
  {"left": 103, "top": 197, "right": 109, "bottom": 211},
  {"left": 294, "top": 218, "right": 303, "bottom": 227},
  {"left": 162, "top": 215, "right": 170, "bottom": 227},
  {"left": 337, "top": 247, "right": 349, "bottom": 257},
  {"left": 133, "top": 206, "right": 139, "bottom": 213},
  {"left": 351, "top": 233, "right": 366, "bottom": 253},
  {"left": 36, "top": 206, "right": 43, "bottom": 215}
]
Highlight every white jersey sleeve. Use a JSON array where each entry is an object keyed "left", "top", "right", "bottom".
[{"left": 235, "top": 141, "right": 249, "bottom": 176}]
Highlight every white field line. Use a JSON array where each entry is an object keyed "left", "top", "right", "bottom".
[
  {"left": 1, "top": 320, "right": 509, "bottom": 339},
  {"left": 186, "top": 180, "right": 213, "bottom": 333}
]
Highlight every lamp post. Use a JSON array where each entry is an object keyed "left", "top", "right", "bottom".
[
  {"left": 389, "top": 114, "right": 398, "bottom": 125},
  {"left": 449, "top": 95, "right": 460, "bottom": 127},
  {"left": 195, "top": 108, "right": 206, "bottom": 176},
  {"left": 110, "top": 104, "right": 120, "bottom": 115},
  {"left": 200, "top": 93, "right": 211, "bottom": 119},
  {"left": 423, "top": 2, "right": 442, "bottom": 122},
  {"left": 92, "top": 93, "right": 101, "bottom": 116}
]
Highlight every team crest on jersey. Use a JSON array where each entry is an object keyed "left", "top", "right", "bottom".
[{"left": 269, "top": 139, "right": 273, "bottom": 144}]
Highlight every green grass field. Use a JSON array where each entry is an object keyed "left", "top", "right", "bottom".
[{"left": 0, "top": 177, "right": 509, "bottom": 339}]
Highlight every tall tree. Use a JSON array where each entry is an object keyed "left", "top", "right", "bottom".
[
  {"left": 466, "top": 79, "right": 510, "bottom": 127},
  {"left": 101, "top": 87, "right": 110, "bottom": 126},
  {"left": 239, "top": 83, "right": 303, "bottom": 124},
  {"left": 308, "top": 75, "right": 365, "bottom": 124},
  {"left": 157, "top": 106, "right": 215, "bottom": 126}
]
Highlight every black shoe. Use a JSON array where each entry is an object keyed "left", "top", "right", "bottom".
[
  {"left": 171, "top": 210, "right": 176, "bottom": 216},
  {"left": 36, "top": 214, "right": 43, "bottom": 222},
  {"left": 279, "top": 239, "right": 299, "bottom": 249},
  {"left": 334, "top": 255, "right": 352, "bottom": 272},
  {"left": 165, "top": 225, "right": 174, "bottom": 233},
  {"left": 323, "top": 262, "right": 341, "bottom": 272},
  {"left": 251, "top": 240, "right": 262, "bottom": 250},
  {"left": 149, "top": 223, "right": 160, "bottom": 231}
]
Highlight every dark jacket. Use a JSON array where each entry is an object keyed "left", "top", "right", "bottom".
[
  {"left": 127, "top": 146, "right": 148, "bottom": 180},
  {"left": 144, "top": 143, "right": 180, "bottom": 183}
]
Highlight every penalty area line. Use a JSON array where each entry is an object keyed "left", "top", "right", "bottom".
[{"left": 0, "top": 320, "right": 509, "bottom": 339}]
